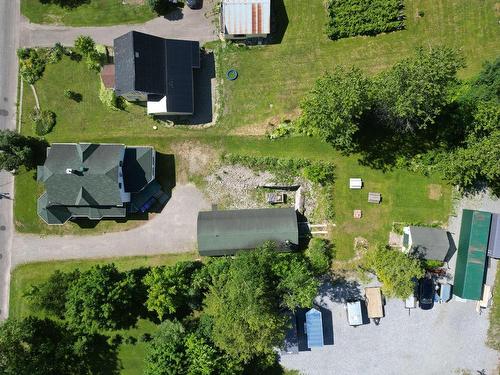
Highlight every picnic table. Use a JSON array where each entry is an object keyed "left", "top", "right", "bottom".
[
  {"left": 349, "top": 178, "right": 363, "bottom": 189},
  {"left": 368, "top": 192, "right": 381, "bottom": 204}
]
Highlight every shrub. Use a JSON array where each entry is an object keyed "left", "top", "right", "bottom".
[
  {"left": 305, "top": 238, "right": 332, "bottom": 275},
  {"left": 222, "top": 154, "right": 311, "bottom": 174},
  {"left": 99, "top": 81, "right": 119, "bottom": 110},
  {"left": 47, "top": 42, "right": 65, "bottom": 64},
  {"left": 303, "top": 162, "right": 336, "bottom": 185},
  {"left": 17, "top": 48, "right": 46, "bottom": 84},
  {"left": 326, "top": 0, "right": 405, "bottom": 40},
  {"left": 63, "top": 89, "right": 82, "bottom": 102},
  {"left": 74, "top": 35, "right": 96, "bottom": 56},
  {"left": 268, "top": 121, "right": 294, "bottom": 140},
  {"left": 86, "top": 50, "right": 102, "bottom": 71},
  {"left": 364, "top": 245, "right": 424, "bottom": 298},
  {"left": 30, "top": 108, "right": 56, "bottom": 136}
]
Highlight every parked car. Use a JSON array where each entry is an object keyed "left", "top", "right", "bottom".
[
  {"left": 186, "top": 0, "right": 202, "bottom": 9},
  {"left": 419, "top": 277, "right": 435, "bottom": 310}
]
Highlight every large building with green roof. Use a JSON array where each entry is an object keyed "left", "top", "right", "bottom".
[
  {"left": 453, "top": 209, "right": 492, "bottom": 300},
  {"left": 37, "top": 143, "right": 159, "bottom": 225},
  {"left": 197, "top": 208, "right": 299, "bottom": 256}
]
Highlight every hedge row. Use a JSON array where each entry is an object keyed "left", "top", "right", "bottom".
[{"left": 326, "top": 0, "right": 405, "bottom": 40}]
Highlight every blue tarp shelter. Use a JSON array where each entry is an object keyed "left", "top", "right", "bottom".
[{"left": 305, "top": 308, "right": 324, "bottom": 348}]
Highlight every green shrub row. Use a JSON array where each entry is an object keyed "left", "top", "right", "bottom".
[{"left": 326, "top": 0, "right": 404, "bottom": 40}]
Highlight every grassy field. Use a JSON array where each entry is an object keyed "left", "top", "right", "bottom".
[
  {"left": 9, "top": 253, "right": 197, "bottom": 374},
  {"left": 17, "top": 54, "right": 452, "bottom": 256},
  {"left": 220, "top": 137, "right": 452, "bottom": 259},
  {"left": 21, "top": 0, "right": 156, "bottom": 26},
  {"left": 217, "top": 0, "right": 500, "bottom": 129}
]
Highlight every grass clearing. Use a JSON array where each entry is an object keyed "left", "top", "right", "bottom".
[
  {"left": 9, "top": 253, "right": 197, "bottom": 374},
  {"left": 21, "top": 0, "right": 156, "bottom": 26},
  {"left": 16, "top": 13, "right": 453, "bottom": 254},
  {"left": 217, "top": 0, "right": 500, "bottom": 129}
]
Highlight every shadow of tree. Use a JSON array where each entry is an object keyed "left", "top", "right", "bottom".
[{"left": 40, "top": 0, "right": 90, "bottom": 9}]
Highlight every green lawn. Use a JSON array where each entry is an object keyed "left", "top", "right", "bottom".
[
  {"left": 217, "top": 0, "right": 500, "bottom": 129},
  {"left": 21, "top": 0, "right": 156, "bottom": 26},
  {"left": 17, "top": 54, "right": 452, "bottom": 256},
  {"left": 219, "top": 136, "right": 452, "bottom": 259},
  {"left": 9, "top": 253, "right": 197, "bottom": 374}
]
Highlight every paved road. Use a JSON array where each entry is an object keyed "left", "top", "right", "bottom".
[
  {"left": 0, "top": 0, "right": 20, "bottom": 321},
  {"left": 20, "top": 1, "right": 218, "bottom": 47},
  {"left": 11, "top": 184, "right": 210, "bottom": 266}
]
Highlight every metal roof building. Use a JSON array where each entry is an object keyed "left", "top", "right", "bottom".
[
  {"left": 404, "top": 226, "right": 451, "bottom": 261},
  {"left": 197, "top": 207, "right": 299, "bottom": 256},
  {"left": 222, "top": 0, "right": 271, "bottom": 39},
  {"left": 305, "top": 308, "right": 324, "bottom": 348},
  {"left": 453, "top": 209, "right": 492, "bottom": 300},
  {"left": 488, "top": 214, "right": 500, "bottom": 259}
]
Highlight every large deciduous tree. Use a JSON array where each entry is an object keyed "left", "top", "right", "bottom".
[
  {"left": 143, "top": 261, "right": 204, "bottom": 320},
  {"left": 374, "top": 46, "right": 465, "bottom": 131},
  {"left": 0, "top": 130, "right": 37, "bottom": 172},
  {"left": 25, "top": 269, "right": 80, "bottom": 319},
  {"left": 64, "top": 264, "right": 140, "bottom": 332},
  {"left": 144, "top": 320, "right": 187, "bottom": 375},
  {"left": 203, "top": 244, "right": 318, "bottom": 363},
  {"left": 0, "top": 317, "right": 119, "bottom": 375},
  {"left": 298, "top": 66, "right": 371, "bottom": 151}
]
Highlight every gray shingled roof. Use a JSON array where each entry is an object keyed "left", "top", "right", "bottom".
[
  {"left": 37, "top": 143, "right": 155, "bottom": 225},
  {"left": 114, "top": 31, "right": 200, "bottom": 114},
  {"left": 197, "top": 208, "right": 299, "bottom": 256},
  {"left": 409, "top": 226, "right": 451, "bottom": 261},
  {"left": 38, "top": 143, "right": 124, "bottom": 207}
]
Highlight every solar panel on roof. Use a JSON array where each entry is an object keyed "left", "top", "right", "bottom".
[{"left": 305, "top": 308, "right": 324, "bottom": 348}]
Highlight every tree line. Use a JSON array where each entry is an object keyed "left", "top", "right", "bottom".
[
  {"left": 0, "top": 241, "right": 332, "bottom": 375},
  {"left": 297, "top": 47, "right": 500, "bottom": 195}
]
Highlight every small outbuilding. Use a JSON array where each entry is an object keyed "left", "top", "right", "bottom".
[
  {"left": 221, "top": 0, "right": 271, "bottom": 40},
  {"left": 403, "top": 226, "right": 451, "bottom": 261},
  {"left": 453, "top": 209, "right": 491, "bottom": 300},
  {"left": 305, "top": 308, "right": 324, "bottom": 349},
  {"left": 197, "top": 207, "right": 299, "bottom": 256},
  {"left": 487, "top": 214, "right": 500, "bottom": 259}
]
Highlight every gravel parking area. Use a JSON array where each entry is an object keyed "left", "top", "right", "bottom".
[{"left": 281, "top": 283, "right": 499, "bottom": 375}]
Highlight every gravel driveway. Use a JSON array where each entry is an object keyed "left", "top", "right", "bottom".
[
  {"left": 11, "top": 184, "right": 210, "bottom": 267},
  {"left": 20, "top": 1, "right": 218, "bottom": 47},
  {"left": 281, "top": 288, "right": 499, "bottom": 375}
]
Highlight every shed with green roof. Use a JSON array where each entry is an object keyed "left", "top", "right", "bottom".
[
  {"left": 197, "top": 208, "right": 299, "bottom": 256},
  {"left": 453, "top": 209, "right": 492, "bottom": 300}
]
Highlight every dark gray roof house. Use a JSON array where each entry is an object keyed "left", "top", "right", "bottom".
[
  {"left": 37, "top": 143, "right": 159, "bottom": 225},
  {"left": 403, "top": 226, "right": 451, "bottom": 261},
  {"left": 197, "top": 208, "right": 299, "bottom": 256},
  {"left": 114, "top": 31, "right": 200, "bottom": 115}
]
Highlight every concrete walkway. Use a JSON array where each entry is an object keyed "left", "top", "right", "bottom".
[
  {"left": 11, "top": 184, "right": 210, "bottom": 267},
  {"left": 19, "top": 1, "right": 218, "bottom": 47}
]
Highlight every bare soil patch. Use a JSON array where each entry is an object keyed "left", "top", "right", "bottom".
[
  {"left": 171, "top": 141, "right": 218, "bottom": 183},
  {"left": 428, "top": 184, "right": 443, "bottom": 200}
]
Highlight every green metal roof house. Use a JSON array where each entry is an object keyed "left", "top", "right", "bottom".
[
  {"left": 197, "top": 208, "right": 299, "bottom": 256},
  {"left": 453, "top": 209, "right": 492, "bottom": 300},
  {"left": 37, "top": 143, "right": 157, "bottom": 225}
]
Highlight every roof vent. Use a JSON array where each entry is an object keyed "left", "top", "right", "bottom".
[{"left": 135, "top": 51, "right": 140, "bottom": 58}]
